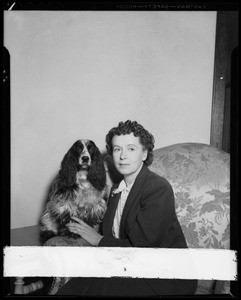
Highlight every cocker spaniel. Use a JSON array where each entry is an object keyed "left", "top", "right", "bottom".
[{"left": 39, "top": 139, "right": 108, "bottom": 246}]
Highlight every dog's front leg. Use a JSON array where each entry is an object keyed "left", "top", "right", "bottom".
[
  {"left": 47, "top": 198, "right": 77, "bottom": 236},
  {"left": 39, "top": 210, "right": 59, "bottom": 244}
]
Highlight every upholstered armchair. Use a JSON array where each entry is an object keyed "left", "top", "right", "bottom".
[
  {"left": 12, "top": 142, "right": 230, "bottom": 295},
  {"left": 149, "top": 143, "right": 230, "bottom": 294}
]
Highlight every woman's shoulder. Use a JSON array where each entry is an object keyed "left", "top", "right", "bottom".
[
  {"left": 146, "top": 167, "right": 173, "bottom": 189},
  {"left": 140, "top": 166, "right": 175, "bottom": 200}
]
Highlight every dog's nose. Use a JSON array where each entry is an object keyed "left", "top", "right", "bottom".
[{"left": 82, "top": 156, "right": 89, "bottom": 163}]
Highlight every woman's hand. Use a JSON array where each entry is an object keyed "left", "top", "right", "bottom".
[{"left": 66, "top": 217, "right": 103, "bottom": 246}]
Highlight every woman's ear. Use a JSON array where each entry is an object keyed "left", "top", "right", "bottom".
[{"left": 142, "top": 149, "right": 148, "bottom": 162}]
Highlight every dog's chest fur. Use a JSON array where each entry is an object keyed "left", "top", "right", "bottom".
[{"left": 47, "top": 178, "right": 107, "bottom": 233}]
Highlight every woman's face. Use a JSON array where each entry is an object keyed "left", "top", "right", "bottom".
[{"left": 112, "top": 133, "right": 147, "bottom": 182}]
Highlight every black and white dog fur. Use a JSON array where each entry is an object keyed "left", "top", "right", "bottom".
[{"left": 39, "top": 139, "right": 108, "bottom": 244}]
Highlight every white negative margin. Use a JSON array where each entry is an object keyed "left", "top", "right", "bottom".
[{"left": 3, "top": 246, "right": 237, "bottom": 280}]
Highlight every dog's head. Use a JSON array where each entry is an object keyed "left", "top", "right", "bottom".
[
  {"left": 57, "top": 139, "right": 106, "bottom": 194},
  {"left": 73, "top": 139, "right": 99, "bottom": 170}
]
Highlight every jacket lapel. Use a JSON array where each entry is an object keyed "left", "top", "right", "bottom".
[{"left": 119, "top": 165, "right": 150, "bottom": 237}]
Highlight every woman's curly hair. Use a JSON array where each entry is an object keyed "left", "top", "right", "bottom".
[{"left": 105, "top": 120, "right": 155, "bottom": 166}]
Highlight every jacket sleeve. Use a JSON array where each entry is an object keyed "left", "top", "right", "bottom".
[{"left": 98, "top": 176, "right": 176, "bottom": 248}]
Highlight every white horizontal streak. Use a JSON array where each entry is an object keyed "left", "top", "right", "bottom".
[{"left": 3, "top": 246, "right": 237, "bottom": 280}]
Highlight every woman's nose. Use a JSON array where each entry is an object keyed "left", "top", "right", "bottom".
[{"left": 120, "top": 150, "right": 127, "bottom": 159}]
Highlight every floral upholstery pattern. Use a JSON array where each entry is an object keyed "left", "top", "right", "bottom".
[{"left": 149, "top": 143, "right": 230, "bottom": 294}]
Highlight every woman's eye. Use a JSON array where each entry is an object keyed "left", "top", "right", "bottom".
[
  {"left": 128, "top": 148, "right": 135, "bottom": 151},
  {"left": 113, "top": 148, "right": 120, "bottom": 152}
]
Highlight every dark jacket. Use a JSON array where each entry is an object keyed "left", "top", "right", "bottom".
[{"left": 99, "top": 164, "right": 187, "bottom": 248}]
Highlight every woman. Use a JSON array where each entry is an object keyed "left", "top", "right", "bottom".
[{"left": 57, "top": 120, "right": 197, "bottom": 296}]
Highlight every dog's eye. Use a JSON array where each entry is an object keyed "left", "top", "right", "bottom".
[
  {"left": 87, "top": 146, "right": 94, "bottom": 154},
  {"left": 76, "top": 145, "right": 84, "bottom": 153}
]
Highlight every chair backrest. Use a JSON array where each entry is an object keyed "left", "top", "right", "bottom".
[{"left": 149, "top": 143, "right": 230, "bottom": 249}]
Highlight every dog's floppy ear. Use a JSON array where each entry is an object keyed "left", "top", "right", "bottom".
[
  {"left": 87, "top": 141, "right": 106, "bottom": 191},
  {"left": 57, "top": 143, "right": 80, "bottom": 193}
]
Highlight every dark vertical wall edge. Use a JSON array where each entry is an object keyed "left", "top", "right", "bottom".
[
  {"left": 3, "top": 46, "right": 11, "bottom": 246},
  {"left": 210, "top": 11, "right": 228, "bottom": 149},
  {"left": 2, "top": 46, "right": 11, "bottom": 296}
]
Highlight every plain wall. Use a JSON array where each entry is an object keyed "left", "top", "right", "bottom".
[{"left": 4, "top": 11, "right": 217, "bottom": 229}]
